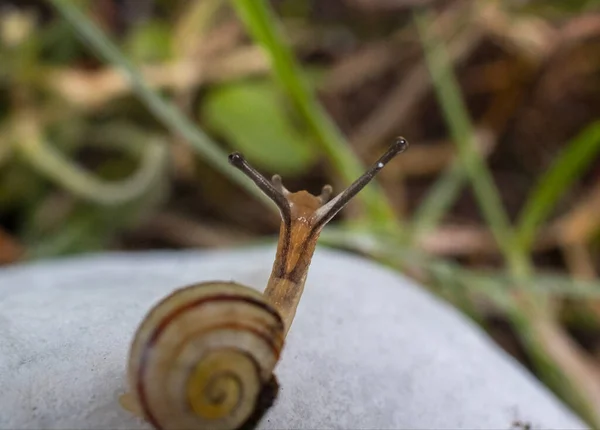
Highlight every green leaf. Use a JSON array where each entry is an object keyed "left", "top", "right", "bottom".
[
  {"left": 516, "top": 121, "right": 600, "bottom": 252},
  {"left": 202, "top": 80, "right": 317, "bottom": 175}
]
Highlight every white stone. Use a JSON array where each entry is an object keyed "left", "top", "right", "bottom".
[{"left": 0, "top": 247, "right": 587, "bottom": 429}]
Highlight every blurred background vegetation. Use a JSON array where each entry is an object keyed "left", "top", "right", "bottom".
[{"left": 1, "top": 0, "right": 600, "bottom": 426}]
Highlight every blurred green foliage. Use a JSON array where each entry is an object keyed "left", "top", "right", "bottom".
[
  {"left": 203, "top": 79, "right": 317, "bottom": 175},
  {"left": 125, "top": 20, "right": 173, "bottom": 63}
]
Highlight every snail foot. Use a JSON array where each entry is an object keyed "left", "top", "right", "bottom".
[{"left": 119, "top": 392, "right": 144, "bottom": 419}]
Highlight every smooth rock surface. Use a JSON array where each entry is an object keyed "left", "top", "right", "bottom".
[{"left": 0, "top": 246, "right": 587, "bottom": 429}]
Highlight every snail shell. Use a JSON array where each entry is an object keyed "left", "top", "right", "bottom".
[{"left": 126, "top": 281, "right": 284, "bottom": 430}]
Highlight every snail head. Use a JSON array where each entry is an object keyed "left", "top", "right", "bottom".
[{"left": 228, "top": 136, "right": 409, "bottom": 231}]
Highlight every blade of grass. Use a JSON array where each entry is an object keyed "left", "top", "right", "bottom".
[
  {"left": 516, "top": 121, "right": 600, "bottom": 252},
  {"left": 413, "top": 9, "right": 529, "bottom": 275},
  {"left": 412, "top": 128, "right": 493, "bottom": 239},
  {"left": 407, "top": 28, "right": 481, "bottom": 239},
  {"left": 13, "top": 111, "right": 168, "bottom": 206},
  {"left": 230, "top": 0, "right": 403, "bottom": 231},
  {"left": 47, "top": 0, "right": 274, "bottom": 210},
  {"left": 411, "top": 156, "right": 467, "bottom": 237},
  {"left": 320, "top": 227, "right": 600, "bottom": 300}
]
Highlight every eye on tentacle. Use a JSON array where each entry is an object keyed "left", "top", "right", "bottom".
[{"left": 228, "top": 153, "right": 292, "bottom": 230}]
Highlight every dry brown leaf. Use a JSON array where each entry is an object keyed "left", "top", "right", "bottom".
[
  {"left": 0, "top": 228, "right": 23, "bottom": 265},
  {"left": 47, "top": 46, "right": 268, "bottom": 109}
]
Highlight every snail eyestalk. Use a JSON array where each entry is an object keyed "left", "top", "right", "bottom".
[
  {"left": 228, "top": 153, "right": 291, "bottom": 228},
  {"left": 230, "top": 136, "right": 409, "bottom": 334},
  {"left": 312, "top": 136, "right": 409, "bottom": 229}
]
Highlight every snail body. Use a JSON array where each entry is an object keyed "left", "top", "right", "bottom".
[{"left": 122, "top": 138, "right": 409, "bottom": 430}]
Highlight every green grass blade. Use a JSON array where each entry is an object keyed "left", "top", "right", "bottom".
[
  {"left": 230, "top": 0, "right": 402, "bottom": 230},
  {"left": 516, "top": 121, "right": 600, "bottom": 252},
  {"left": 15, "top": 117, "right": 168, "bottom": 206},
  {"left": 321, "top": 226, "right": 600, "bottom": 300},
  {"left": 414, "top": 9, "right": 526, "bottom": 273},
  {"left": 411, "top": 158, "right": 466, "bottom": 237},
  {"left": 47, "top": 0, "right": 273, "bottom": 209}
]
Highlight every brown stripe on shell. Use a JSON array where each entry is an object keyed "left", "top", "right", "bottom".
[
  {"left": 136, "top": 294, "right": 284, "bottom": 430},
  {"left": 157, "top": 321, "right": 284, "bottom": 372}
]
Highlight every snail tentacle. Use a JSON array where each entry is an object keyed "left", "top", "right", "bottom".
[
  {"left": 271, "top": 174, "right": 290, "bottom": 196},
  {"left": 312, "top": 137, "right": 409, "bottom": 230},
  {"left": 228, "top": 153, "right": 291, "bottom": 230}
]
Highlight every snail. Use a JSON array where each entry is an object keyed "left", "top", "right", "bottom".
[{"left": 119, "top": 137, "right": 409, "bottom": 430}]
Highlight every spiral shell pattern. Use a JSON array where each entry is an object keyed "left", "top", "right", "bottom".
[{"left": 126, "top": 281, "right": 285, "bottom": 430}]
